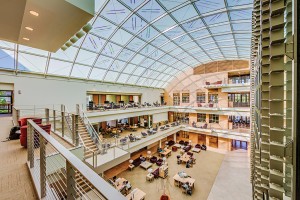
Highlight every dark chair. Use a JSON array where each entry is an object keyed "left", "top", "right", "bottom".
[
  {"left": 166, "top": 124, "right": 170, "bottom": 128},
  {"left": 152, "top": 168, "right": 159, "bottom": 179},
  {"left": 147, "top": 130, "right": 153, "bottom": 135},
  {"left": 202, "top": 124, "right": 208, "bottom": 129},
  {"left": 150, "top": 156, "right": 158, "bottom": 163},
  {"left": 201, "top": 144, "right": 207, "bottom": 151},
  {"left": 129, "top": 135, "right": 136, "bottom": 142},
  {"left": 141, "top": 132, "right": 147, "bottom": 137},
  {"left": 195, "top": 144, "right": 201, "bottom": 149},
  {"left": 183, "top": 145, "right": 192, "bottom": 152},
  {"left": 132, "top": 158, "right": 141, "bottom": 167},
  {"left": 179, "top": 140, "right": 184, "bottom": 145},
  {"left": 183, "top": 141, "right": 189, "bottom": 146},
  {"left": 187, "top": 152, "right": 193, "bottom": 157},
  {"left": 156, "top": 159, "right": 163, "bottom": 166},
  {"left": 168, "top": 140, "right": 175, "bottom": 146}
]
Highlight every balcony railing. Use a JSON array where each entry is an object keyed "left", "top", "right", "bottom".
[{"left": 26, "top": 119, "right": 126, "bottom": 200}]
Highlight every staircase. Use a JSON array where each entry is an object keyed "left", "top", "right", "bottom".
[{"left": 77, "top": 117, "right": 99, "bottom": 159}]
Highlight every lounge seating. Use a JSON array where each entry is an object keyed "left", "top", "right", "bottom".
[
  {"left": 166, "top": 124, "right": 170, "bottom": 128},
  {"left": 20, "top": 123, "right": 51, "bottom": 148},
  {"left": 183, "top": 141, "right": 189, "bottom": 146},
  {"left": 120, "top": 138, "right": 127, "bottom": 145},
  {"left": 141, "top": 132, "right": 147, "bottom": 137},
  {"left": 160, "top": 126, "right": 165, "bottom": 130},
  {"left": 156, "top": 158, "right": 163, "bottom": 166},
  {"left": 132, "top": 158, "right": 142, "bottom": 167},
  {"left": 152, "top": 168, "right": 159, "bottom": 179},
  {"left": 129, "top": 135, "right": 136, "bottom": 142},
  {"left": 201, "top": 144, "right": 207, "bottom": 151},
  {"left": 183, "top": 145, "right": 192, "bottom": 152},
  {"left": 195, "top": 144, "right": 201, "bottom": 149},
  {"left": 150, "top": 156, "right": 158, "bottom": 163},
  {"left": 168, "top": 140, "right": 175, "bottom": 146},
  {"left": 179, "top": 140, "right": 184, "bottom": 145},
  {"left": 172, "top": 146, "right": 178, "bottom": 152}
]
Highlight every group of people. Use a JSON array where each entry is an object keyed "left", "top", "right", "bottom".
[
  {"left": 185, "top": 157, "right": 195, "bottom": 168},
  {"left": 112, "top": 176, "right": 132, "bottom": 195}
]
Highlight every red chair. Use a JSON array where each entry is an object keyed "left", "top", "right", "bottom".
[
  {"left": 20, "top": 124, "right": 51, "bottom": 148},
  {"left": 172, "top": 146, "right": 177, "bottom": 152}
]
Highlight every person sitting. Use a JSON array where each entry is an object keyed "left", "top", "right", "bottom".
[
  {"left": 124, "top": 181, "right": 131, "bottom": 191},
  {"left": 139, "top": 154, "right": 146, "bottom": 162},
  {"left": 192, "top": 121, "right": 196, "bottom": 127},
  {"left": 186, "top": 161, "right": 191, "bottom": 168},
  {"left": 182, "top": 182, "right": 192, "bottom": 195},
  {"left": 157, "top": 147, "right": 163, "bottom": 153},
  {"left": 112, "top": 176, "right": 117, "bottom": 182}
]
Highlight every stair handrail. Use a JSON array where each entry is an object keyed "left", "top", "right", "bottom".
[
  {"left": 78, "top": 107, "right": 103, "bottom": 150},
  {"left": 63, "top": 106, "right": 74, "bottom": 132}
]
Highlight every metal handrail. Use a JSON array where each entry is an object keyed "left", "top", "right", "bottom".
[{"left": 27, "top": 119, "right": 125, "bottom": 200}]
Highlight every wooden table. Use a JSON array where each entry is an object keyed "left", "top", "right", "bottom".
[
  {"left": 173, "top": 174, "right": 195, "bottom": 188},
  {"left": 126, "top": 188, "right": 146, "bottom": 200},
  {"left": 130, "top": 126, "right": 138, "bottom": 131},
  {"left": 128, "top": 164, "right": 135, "bottom": 171},
  {"left": 159, "top": 149, "right": 172, "bottom": 157},
  {"left": 180, "top": 154, "right": 190, "bottom": 163},
  {"left": 114, "top": 178, "right": 127, "bottom": 191},
  {"left": 140, "top": 161, "right": 153, "bottom": 170}
]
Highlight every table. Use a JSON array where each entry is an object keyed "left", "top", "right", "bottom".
[
  {"left": 173, "top": 174, "right": 195, "bottom": 188},
  {"left": 180, "top": 154, "right": 190, "bottom": 163},
  {"left": 173, "top": 143, "right": 181, "bottom": 148},
  {"left": 140, "top": 161, "right": 153, "bottom": 170},
  {"left": 128, "top": 164, "right": 135, "bottom": 171},
  {"left": 130, "top": 126, "right": 138, "bottom": 131},
  {"left": 146, "top": 173, "right": 154, "bottom": 182},
  {"left": 192, "top": 147, "right": 201, "bottom": 153},
  {"left": 159, "top": 149, "right": 172, "bottom": 157},
  {"left": 126, "top": 188, "right": 146, "bottom": 200},
  {"left": 115, "top": 178, "right": 127, "bottom": 191}
]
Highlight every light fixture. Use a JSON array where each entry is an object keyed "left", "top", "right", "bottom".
[
  {"left": 25, "top": 27, "right": 33, "bottom": 31},
  {"left": 29, "top": 10, "right": 39, "bottom": 16},
  {"left": 23, "top": 37, "right": 30, "bottom": 41}
]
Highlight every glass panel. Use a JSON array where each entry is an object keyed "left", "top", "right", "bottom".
[
  {"left": 18, "top": 53, "right": 47, "bottom": 73},
  {"left": 0, "top": 49, "right": 15, "bottom": 70},
  {"left": 51, "top": 46, "right": 79, "bottom": 62},
  {"left": 118, "top": 49, "right": 135, "bottom": 61},
  {"left": 204, "top": 13, "right": 229, "bottom": 25},
  {"left": 127, "top": 37, "right": 146, "bottom": 51},
  {"left": 137, "top": 0, "right": 164, "bottom": 22},
  {"left": 95, "top": 55, "right": 114, "bottom": 69},
  {"left": 89, "top": 67, "right": 106, "bottom": 80},
  {"left": 19, "top": 45, "right": 48, "bottom": 56},
  {"left": 104, "top": 71, "right": 119, "bottom": 82},
  {"left": 75, "top": 49, "right": 97, "bottom": 65},
  {"left": 0, "top": 41, "right": 15, "bottom": 49},
  {"left": 102, "top": 42, "right": 122, "bottom": 57},
  {"left": 153, "top": 15, "right": 176, "bottom": 31},
  {"left": 160, "top": 0, "right": 186, "bottom": 10},
  {"left": 110, "top": 60, "right": 126, "bottom": 71},
  {"left": 91, "top": 17, "right": 117, "bottom": 38},
  {"left": 47, "top": 59, "right": 72, "bottom": 76},
  {"left": 70, "top": 64, "right": 90, "bottom": 78},
  {"left": 172, "top": 4, "right": 198, "bottom": 22},
  {"left": 131, "top": 54, "right": 146, "bottom": 64},
  {"left": 227, "top": 0, "right": 252, "bottom": 7},
  {"left": 132, "top": 66, "right": 146, "bottom": 76},
  {"left": 127, "top": 75, "right": 139, "bottom": 84},
  {"left": 81, "top": 34, "right": 104, "bottom": 52},
  {"left": 164, "top": 26, "right": 185, "bottom": 39},
  {"left": 230, "top": 9, "right": 252, "bottom": 20},
  {"left": 111, "top": 29, "right": 133, "bottom": 45},
  {"left": 209, "top": 24, "right": 232, "bottom": 34},
  {"left": 122, "top": 64, "right": 136, "bottom": 74},
  {"left": 117, "top": 73, "right": 130, "bottom": 83},
  {"left": 139, "top": 26, "right": 159, "bottom": 41},
  {"left": 123, "top": 14, "right": 146, "bottom": 34},
  {"left": 195, "top": 0, "right": 225, "bottom": 14},
  {"left": 101, "top": 0, "right": 130, "bottom": 24}
]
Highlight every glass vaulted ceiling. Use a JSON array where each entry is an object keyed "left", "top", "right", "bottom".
[{"left": 0, "top": 0, "right": 252, "bottom": 88}]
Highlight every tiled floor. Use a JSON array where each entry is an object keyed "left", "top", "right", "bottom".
[
  {"left": 207, "top": 149, "right": 252, "bottom": 200},
  {"left": 114, "top": 150, "right": 225, "bottom": 200}
]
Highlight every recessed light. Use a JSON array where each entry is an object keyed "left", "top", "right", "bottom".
[
  {"left": 29, "top": 10, "right": 39, "bottom": 16},
  {"left": 25, "top": 27, "right": 33, "bottom": 31},
  {"left": 23, "top": 37, "right": 30, "bottom": 41}
]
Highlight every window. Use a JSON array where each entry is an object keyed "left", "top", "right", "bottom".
[
  {"left": 208, "top": 94, "right": 218, "bottom": 103},
  {"left": 182, "top": 93, "right": 190, "bottom": 103},
  {"left": 0, "top": 90, "right": 13, "bottom": 114},
  {"left": 196, "top": 92, "right": 205, "bottom": 103},
  {"left": 209, "top": 114, "right": 219, "bottom": 123},
  {"left": 197, "top": 113, "right": 206, "bottom": 122},
  {"left": 173, "top": 93, "right": 180, "bottom": 106}
]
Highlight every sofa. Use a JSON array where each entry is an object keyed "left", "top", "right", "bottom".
[
  {"left": 150, "top": 156, "right": 158, "bottom": 163},
  {"left": 132, "top": 157, "right": 142, "bottom": 167},
  {"left": 20, "top": 123, "right": 51, "bottom": 148},
  {"left": 183, "top": 145, "right": 192, "bottom": 152}
]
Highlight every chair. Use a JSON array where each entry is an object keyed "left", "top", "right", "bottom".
[
  {"left": 156, "top": 159, "right": 163, "bottom": 166},
  {"left": 147, "top": 130, "right": 153, "bottom": 135},
  {"left": 150, "top": 156, "right": 158, "bottom": 163},
  {"left": 201, "top": 144, "right": 207, "bottom": 151},
  {"left": 152, "top": 168, "right": 159, "bottom": 178},
  {"left": 120, "top": 138, "right": 127, "bottom": 145},
  {"left": 132, "top": 158, "right": 142, "bottom": 167},
  {"left": 195, "top": 144, "right": 201, "bottom": 149},
  {"left": 129, "top": 135, "right": 136, "bottom": 142},
  {"left": 20, "top": 124, "right": 51, "bottom": 148},
  {"left": 179, "top": 140, "right": 184, "bottom": 145},
  {"left": 141, "top": 132, "right": 147, "bottom": 137},
  {"left": 168, "top": 140, "right": 175, "bottom": 146},
  {"left": 172, "top": 146, "right": 177, "bottom": 152},
  {"left": 187, "top": 152, "right": 193, "bottom": 157}
]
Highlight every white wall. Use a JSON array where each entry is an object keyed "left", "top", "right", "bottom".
[
  {"left": 0, "top": 73, "right": 163, "bottom": 112},
  {"left": 153, "top": 112, "right": 168, "bottom": 123}
]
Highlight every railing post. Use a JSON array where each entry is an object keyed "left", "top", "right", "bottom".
[
  {"left": 27, "top": 122, "right": 34, "bottom": 168},
  {"left": 75, "top": 114, "right": 79, "bottom": 146},
  {"left": 66, "top": 161, "right": 76, "bottom": 200},
  {"left": 72, "top": 114, "right": 75, "bottom": 144},
  {"left": 76, "top": 104, "right": 80, "bottom": 115},
  {"left": 61, "top": 111, "right": 65, "bottom": 137},
  {"left": 53, "top": 110, "right": 56, "bottom": 132},
  {"left": 40, "top": 135, "right": 46, "bottom": 198},
  {"left": 61, "top": 104, "right": 65, "bottom": 112},
  {"left": 45, "top": 108, "right": 49, "bottom": 124}
]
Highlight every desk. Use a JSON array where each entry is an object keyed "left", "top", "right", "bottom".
[
  {"left": 126, "top": 188, "right": 146, "bottom": 200},
  {"left": 173, "top": 174, "right": 195, "bottom": 188},
  {"left": 180, "top": 154, "right": 190, "bottom": 163},
  {"left": 159, "top": 149, "right": 171, "bottom": 157},
  {"left": 115, "top": 178, "right": 127, "bottom": 191},
  {"left": 130, "top": 126, "right": 138, "bottom": 131}
]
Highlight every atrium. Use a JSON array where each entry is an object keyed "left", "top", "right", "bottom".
[{"left": 0, "top": 0, "right": 298, "bottom": 200}]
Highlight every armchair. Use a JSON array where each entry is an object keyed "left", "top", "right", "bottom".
[
  {"left": 150, "top": 156, "right": 158, "bottom": 163},
  {"left": 168, "top": 140, "right": 175, "bottom": 146},
  {"left": 195, "top": 144, "right": 201, "bottom": 149},
  {"left": 152, "top": 168, "right": 159, "bottom": 179},
  {"left": 141, "top": 132, "right": 147, "bottom": 137},
  {"left": 156, "top": 158, "right": 163, "bottom": 166},
  {"left": 179, "top": 140, "right": 184, "bottom": 145}
]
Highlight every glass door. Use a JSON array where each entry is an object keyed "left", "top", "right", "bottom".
[{"left": 0, "top": 90, "right": 13, "bottom": 114}]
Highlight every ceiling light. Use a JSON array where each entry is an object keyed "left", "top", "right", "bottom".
[
  {"left": 29, "top": 10, "right": 39, "bottom": 16},
  {"left": 25, "top": 27, "right": 33, "bottom": 31},
  {"left": 23, "top": 37, "right": 30, "bottom": 41}
]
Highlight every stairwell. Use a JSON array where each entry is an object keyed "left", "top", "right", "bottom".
[{"left": 77, "top": 117, "right": 99, "bottom": 159}]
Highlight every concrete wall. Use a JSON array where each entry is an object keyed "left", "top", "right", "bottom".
[{"left": 0, "top": 74, "right": 163, "bottom": 112}]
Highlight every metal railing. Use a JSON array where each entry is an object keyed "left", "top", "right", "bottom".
[{"left": 26, "top": 119, "right": 126, "bottom": 200}]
